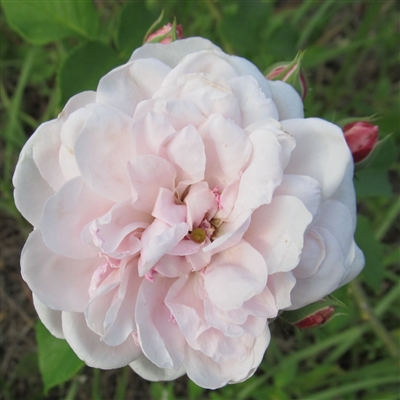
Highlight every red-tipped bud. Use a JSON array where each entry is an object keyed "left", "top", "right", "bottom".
[
  {"left": 343, "top": 121, "right": 379, "bottom": 163},
  {"left": 265, "top": 51, "right": 307, "bottom": 100},
  {"left": 294, "top": 306, "right": 335, "bottom": 329},
  {"left": 145, "top": 23, "right": 183, "bottom": 44}
]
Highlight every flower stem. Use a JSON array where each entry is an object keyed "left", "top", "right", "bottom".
[{"left": 349, "top": 278, "right": 399, "bottom": 358}]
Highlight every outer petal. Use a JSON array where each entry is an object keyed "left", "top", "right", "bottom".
[
  {"left": 96, "top": 59, "right": 171, "bottom": 116},
  {"left": 31, "top": 120, "right": 66, "bottom": 191},
  {"left": 183, "top": 326, "right": 270, "bottom": 389},
  {"left": 136, "top": 277, "right": 185, "bottom": 369},
  {"left": 33, "top": 294, "right": 64, "bottom": 339},
  {"left": 62, "top": 311, "right": 141, "bottom": 369},
  {"left": 267, "top": 80, "right": 304, "bottom": 120},
  {"left": 282, "top": 118, "right": 351, "bottom": 199},
  {"left": 22, "top": 229, "right": 102, "bottom": 312},
  {"left": 203, "top": 240, "right": 268, "bottom": 310},
  {"left": 289, "top": 227, "right": 346, "bottom": 309},
  {"left": 13, "top": 134, "right": 55, "bottom": 226},
  {"left": 40, "top": 176, "right": 113, "bottom": 259},
  {"left": 130, "top": 37, "right": 221, "bottom": 67},
  {"left": 130, "top": 355, "right": 185, "bottom": 381}
]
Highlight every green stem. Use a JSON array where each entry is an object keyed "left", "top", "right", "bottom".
[
  {"left": 92, "top": 369, "right": 102, "bottom": 400},
  {"left": 64, "top": 379, "right": 80, "bottom": 400},
  {"left": 114, "top": 366, "right": 129, "bottom": 400},
  {"left": 349, "top": 279, "right": 399, "bottom": 358}
]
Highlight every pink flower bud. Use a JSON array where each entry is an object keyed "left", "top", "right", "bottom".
[
  {"left": 265, "top": 53, "right": 307, "bottom": 100},
  {"left": 343, "top": 121, "right": 379, "bottom": 163},
  {"left": 294, "top": 306, "right": 335, "bottom": 329},
  {"left": 145, "top": 23, "right": 183, "bottom": 44}
]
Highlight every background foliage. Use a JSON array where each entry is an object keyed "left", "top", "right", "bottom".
[{"left": 1, "top": 0, "right": 399, "bottom": 399}]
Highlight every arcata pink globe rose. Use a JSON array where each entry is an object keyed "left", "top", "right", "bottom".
[{"left": 13, "top": 38, "right": 364, "bottom": 389}]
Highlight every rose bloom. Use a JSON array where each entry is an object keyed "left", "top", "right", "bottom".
[{"left": 13, "top": 38, "right": 364, "bottom": 389}]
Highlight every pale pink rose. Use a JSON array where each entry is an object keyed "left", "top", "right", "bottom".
[{"left": 13, "top": 38, "right": 364, "bottom": 389}]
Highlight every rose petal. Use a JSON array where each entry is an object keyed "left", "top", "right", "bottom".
[
  {"left": 203, "top": 240, "right": 267, "bottom": 310},
  {"left": 74, "top": 105, "right": 133, "bottom": 202},
  {"left": 33, "top": 294, "right": 64, "bottom": 339},
  {"left": 136, "top": 277, "right": 185, "bottom": 369},
  {"left": 138, "top": 219, "right": 188, "bottom": 276},
  {"left": 244, "top": 195, "right": 313, "bottom": 274},
  {"left": 62, "top": 311, "right": 141, "bottom": 368},
  {"left": 282, "top": 118, "right": 351, "bottom": 199},
  {"left": 96, "top": 59, "right": 170, "bottom": 116},
  {"left": 13, "top": 135, "right": 55, "bottom": 226},
  {"left": 267, "top": 80, "right": 304, "bottom": 120},
  {"left": 128, "top": 155, "right": 177, "bottom": 214},
  {"left": 130, "top": 355, "right": 185, "bottom": 381},
  {"left": 40, "top": 176, "right": 113, "bottom": 259},
  {"left": 22, "top": 229, "right": 102, "bottom": 312}
]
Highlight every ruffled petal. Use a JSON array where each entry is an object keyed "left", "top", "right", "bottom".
[
  {"left": 138, "top": 219, "right": 188, "bottom": 276},
  {"left": 136, "top": 277, "right": 185, "bottom": 369},
  {"left": 165, "top": 274, "right": 209, "bottom": 343},
  {"left": 62, "top": 311, "right": 141, "bottom": 368},
  {"left": 128, "top": 155, "right": 176, "bottom": 214},
  {"left": 232, "top": 128, "right": 289, "bottom": 217},
  {"left": 163, "top": 125, "right": 206, "bottom": 184},
  {"left": 244, "top": 195, "right": 313, "bottom": 274},
  {"left": 40, "top": 176, "right": 113, "bottom": 259},
  {"left": 229, "top": 76, "right": 279, "bottom": 127},
  {"left": 199, "top": 114, "right": 252, "bottom": 191},
  {"left": 203, "top": 240, "right": 268, "bottom": 310},
  {"left": 22, "top": 229, "right": 102, "bottom": 312},
  {"left": 74, "top": 105, "right": 133, "bottom": 202},
  {"left": 96, "top": 59, "right": 170, "bottom": 116}
]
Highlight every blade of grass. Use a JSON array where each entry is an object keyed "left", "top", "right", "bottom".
[{"left": 303, "top": 375, "right": 399, "bottom": 400}]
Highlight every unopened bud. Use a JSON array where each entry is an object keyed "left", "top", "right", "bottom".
[
  {"left": 343, "top": 121, "right": 379, "bottom": 163},
  {"left": 294, "top": 306, "right": 335, "bottom": 329},
  {"left": 265, "top": 51, "right": 307, "bottom": 100},
  {"left": 145, "top": 22, "right": 183, "bottom": 44}
]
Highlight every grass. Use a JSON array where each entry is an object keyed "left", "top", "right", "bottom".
[{"left": 0, "top": 0, "right": 399, "bottom": 399}]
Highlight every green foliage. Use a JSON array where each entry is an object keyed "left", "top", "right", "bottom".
[
  {"left": 59, "top": 41, "right": 121, "bottom": 105},
  {"left": 35, "top": 320, "right": 85, "bottom": 394},
  {"left": 1, "top": 0, "right": 399, "bottom": 399},
  {"left": 2, "top": 0, "right": 100, "bottom": 45}
]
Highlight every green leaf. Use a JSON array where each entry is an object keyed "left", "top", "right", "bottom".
[
  {"left": 116, "top": 2, "right": 158, "bottom": 58},
  {"left": 219, "top": 1, "right": 274, "bottom": 56},
  {"left": 2, "top": 0, "right": 100, "bottom": 45},
  {"left": 354, "top": 169, "right": 393, "bottom": 198},
  {"left": 58, "top": 41, "right": 121, "bottom": 106},
  {"left": 35, "top": 320, "right": 84, "bottom": 394},
  {"left": 355, "top": 133, "right": 394, "bottom": 172},
  {"left": 355, "top": 216, "right": 385, "bottom": 293}
]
